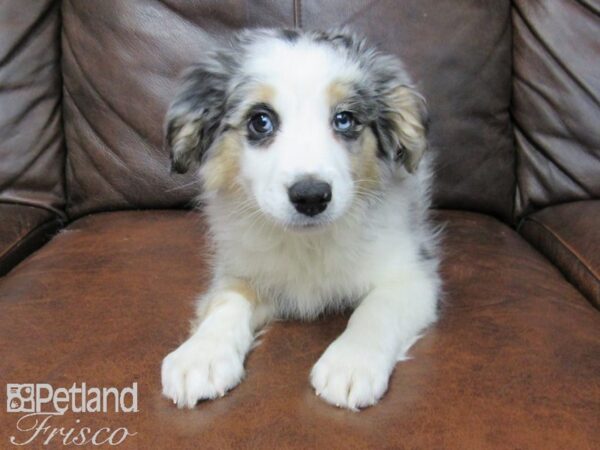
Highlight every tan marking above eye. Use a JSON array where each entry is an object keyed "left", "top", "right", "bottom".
[
  {"left": 327, "top": 80, "right": 351, "bottom": 109},
  {"left": 232, "top": 84, "right": 277, "bottom": 129},
  {"left": 252, "top": 84, "right": 276, "bottom": 105}
]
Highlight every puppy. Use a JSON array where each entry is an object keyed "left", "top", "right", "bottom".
[{"left": 161, "top": 28, "right": 440, "bottom": 411}]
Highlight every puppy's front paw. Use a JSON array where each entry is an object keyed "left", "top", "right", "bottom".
[
  {"left": 161, "top": 337, "right": 245, "bottom": 408},
  {"left": 310, "top": 338, "right": 392, "bottom": 411}
]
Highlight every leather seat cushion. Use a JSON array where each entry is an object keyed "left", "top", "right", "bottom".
[{"left": 1, "top": 210, "right": 598, "bottom": 449}]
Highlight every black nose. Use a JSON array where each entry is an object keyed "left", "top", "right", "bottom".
[{"left": 288, "top": 179, "right": 332, "bottom": 217}]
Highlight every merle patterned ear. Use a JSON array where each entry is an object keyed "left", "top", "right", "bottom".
[
  {"left": 165, "top": 61, "right": 230, "bottom": 174},
  {"left": 374, "top": 85, "right": 428, "bottom": 174}
]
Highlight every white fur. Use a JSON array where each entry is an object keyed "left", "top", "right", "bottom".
[
  {"left": 161, "top": 294, "right": 250, "bottom": 407},
  {"left": 238, "top": 39, "right": 362, "bottom": 229},
  {"left": 162, "top": 34, "right": 440, "bottom": 411}
]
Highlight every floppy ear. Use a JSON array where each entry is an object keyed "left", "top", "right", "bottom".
[
  {"left": 373, "top": 85, "right": 428, "bottom": 174},
  {"left": 165, "top": 60, "right": 230, "bottom": 174}
]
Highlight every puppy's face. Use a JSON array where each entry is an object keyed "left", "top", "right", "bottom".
[{"left": 166, "top": 30, "right": 427, "bottom": 230}]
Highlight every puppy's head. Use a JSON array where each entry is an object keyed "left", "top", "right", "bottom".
[{"left": 165, "top": 29, "right": 427, "bottom": 230}]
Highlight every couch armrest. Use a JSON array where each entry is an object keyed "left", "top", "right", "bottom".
[
  {"left": 0, "top": 204, "right": 62, "bottom": 276},
  {"left": 519, "top": 200, "right": 599, "bottom": 307}
]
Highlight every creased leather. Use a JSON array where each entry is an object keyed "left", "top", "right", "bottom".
[
  {"left": 0, "top": 0, "right": 65, "bottom": 216},
  {"left": 512, "top": 0, "right": 600, "bottom": 218}
]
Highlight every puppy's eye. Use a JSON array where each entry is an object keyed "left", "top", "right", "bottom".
[
  {"left": 332, "top": 112, "right": 355, "bottom": 132},
  {"left": 248, "top": 112, "right": 274, "bottom": 137}
]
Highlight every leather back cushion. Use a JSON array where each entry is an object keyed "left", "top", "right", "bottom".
[
  {"left": 512, "top": 0, "right": 600, "bottom": 218},
  {"left": 63, "top": 0, "right": 514, "bottom": 220},
  {"left": 0, "top": 0, "right": 65, "bottom": 215}
]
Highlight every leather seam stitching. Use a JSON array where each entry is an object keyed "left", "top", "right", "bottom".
[{"left": 293, "top": 0, "right": 302, "bottom": 28}]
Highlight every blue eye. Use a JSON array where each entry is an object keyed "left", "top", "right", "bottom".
[
  {"left": 333, "top": 112, "right": 354, "bottom": 132},
  {"left": 248, "top": 112, "right": 274, "bottom": 136}
]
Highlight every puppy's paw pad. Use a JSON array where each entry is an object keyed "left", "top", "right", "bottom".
[
  {"left": 310, "top": 341, "right": 390, "bottom": 411},
  {"left": 161, "top": 339, "right": 244, "bottom": 408}
]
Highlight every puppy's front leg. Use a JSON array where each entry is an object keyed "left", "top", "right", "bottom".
[
  {"left": 162, "top": 279, "right": 265, "bottom": 408},
  {"left": 311, "top": 270, "right": 439, "bottom": 410}
]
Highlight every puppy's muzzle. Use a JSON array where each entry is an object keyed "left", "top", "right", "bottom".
[{"left": 288, "top": 178, "right": 332, "bottom": 217}]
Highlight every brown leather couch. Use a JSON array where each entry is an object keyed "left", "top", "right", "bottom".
[{"left": 1, "top": 1, "right": 598, "bottom": 449}]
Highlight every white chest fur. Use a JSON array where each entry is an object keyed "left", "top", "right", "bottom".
[{"left": 205, "top": 181, "right": 423, "bottom": 319}]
